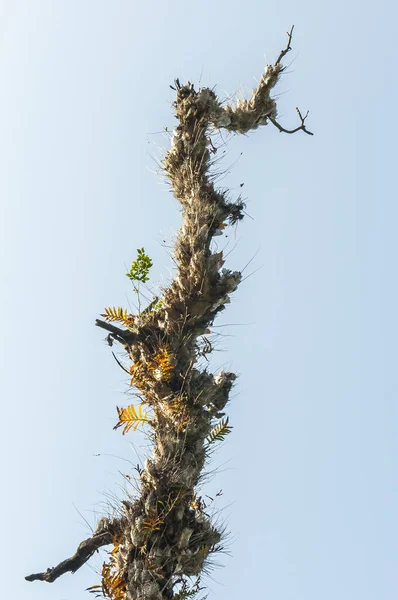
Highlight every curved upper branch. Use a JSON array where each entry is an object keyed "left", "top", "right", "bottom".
[
  {"left": 157, "top": 26, "right": 311, "bottom": 358},
  {"left": 207, "top": 25, "right": 311, "bottom": 136}
]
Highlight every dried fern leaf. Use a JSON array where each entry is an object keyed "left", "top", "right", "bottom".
[
  {"left": 100, "top": 560, "right": 127, "bottom": 600},
  {"left": 114, "top": 404, "right": 149, "bottom": 435},
  {"left": 150, "top": 347, "right": 174, "bottom": 381},
  {"left": 142, "top": 516, "right": 164, "bottom": 532},
  {"left": 101, "top": 306, "right": 134, "bottom": 327}
]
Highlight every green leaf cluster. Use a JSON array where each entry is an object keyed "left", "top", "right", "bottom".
[{"left": 126, "top": 248, "right": 153, "bottom": 283}]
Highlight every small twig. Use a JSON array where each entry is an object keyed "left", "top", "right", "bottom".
[
  {"left": 72, "top": 503, "right": 93, "bottom": 534},
  {"left": 275, "top": 25, "right": 294, "bottom": 67},
  {"left": 112, "top": 351, "right": 131, "bottom": 375},
  {"left": 271, "top": 27, "right": 313, "bottom": 136},
  {"left": 269, "top": 107, "right": 313, "bottom": 136}
]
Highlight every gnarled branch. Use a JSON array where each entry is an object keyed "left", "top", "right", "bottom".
[
  {"left": 95, "top": 318, "right": 133, "bottom": 346},
  {"left": 25, "top": 517, "right": 121, "bottom": 583}
]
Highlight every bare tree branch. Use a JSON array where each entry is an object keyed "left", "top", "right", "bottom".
[
  {"left": 207, "top": 24, "right": 312, "bottom": 136},
  {"left": 269, "top": 107, "right": 314, "bottom": 136},
  {"left": 25, "top": 518, "right": 121, "bottom": 583},
  {"left": 275, "top": 25, "right": 295, "bottom": 67},
  {"left": 95, "top": 319, "right": 133, "bottom": 345},
  {"left": 112, "top": 351, "right": 131, "bottom": 375}
]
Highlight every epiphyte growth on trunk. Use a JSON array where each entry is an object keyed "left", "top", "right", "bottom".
[{"left": 26, "top": 27, "right": 311, "bottom": 600}]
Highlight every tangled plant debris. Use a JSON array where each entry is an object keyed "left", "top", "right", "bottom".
[{"left": 26, "top": 27, "right": 311, "bottom": 600}]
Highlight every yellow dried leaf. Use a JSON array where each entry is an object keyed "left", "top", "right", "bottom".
[
  {"left": 114, "top": 404, "right": 149, "bottom": 435},
  {"left": 101, "top": 307, "right": 135, "bottom": 328}
]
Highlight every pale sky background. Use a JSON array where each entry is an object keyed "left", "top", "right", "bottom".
[{"left": 0, "top": 1, "right": 397, "bottom": 599}]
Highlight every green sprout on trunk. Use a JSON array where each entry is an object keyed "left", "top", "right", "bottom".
[{"left": 126, "top": 248, "right": 153, "bottom": 292}]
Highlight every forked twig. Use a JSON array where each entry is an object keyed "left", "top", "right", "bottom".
[{"left": 269, "top": 107, "right": 313, "bottom": 136}]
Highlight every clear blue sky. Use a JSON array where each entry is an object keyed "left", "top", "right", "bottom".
[{"left": 1, "top": 1, "right": 396, "bottom": 599}]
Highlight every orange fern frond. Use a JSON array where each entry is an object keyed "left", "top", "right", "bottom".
[
  {"left": 164, "top": 395, "right": 190, "bottom": 430},
  {"left": 167, "top": 395, "right": 184, "bottom": 414},
  {"left": 142, "top": 516, "right": 164, "bottom": 532},
  {"left": 101, "top": 307, "right": 135, "bottom": 328},
  {"left": 100, "top": 561, "right": 127, "bottom": 600},
  {"left": 87, "top": 555, "right": 127, "bottom": 599},
  {"left": 111, "top": 535, "right": 121, "bottom": 556},
  {"left": 129, "top": 347, "right": 174, "bottom": 388},
  {"left": 129, "top": 363, "right": 149, "bottom": 389},
  {"left": 114, "top": 404, "right": 149, "bottom": 435},
  {"left": 150, "top": 347, "right": 174, "bottom": 381}
]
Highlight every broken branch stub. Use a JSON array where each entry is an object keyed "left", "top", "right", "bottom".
[{"left": 25, "top": 517, "right": 123, "bottom": 583}]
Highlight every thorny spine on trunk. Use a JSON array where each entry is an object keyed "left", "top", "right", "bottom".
[{"left": 26, "top": 27, "right": 311, "bottom": 600}]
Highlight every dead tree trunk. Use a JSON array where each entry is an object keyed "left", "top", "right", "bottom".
[{"left": 26, "top": 27, "right": 311, "bottom": 600}]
